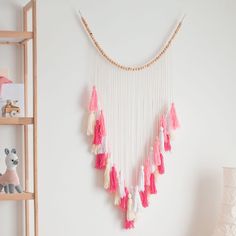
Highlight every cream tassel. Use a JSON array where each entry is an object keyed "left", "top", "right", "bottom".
[
  {"left": 127, "top": 194, "right": 135, "bottom": 221},
  {"left": 87, "top": 112, "right": 96, "bottom": 136},
  {"left": 138, "top": 165, "right": 145, "bottom": 192},
  {"left": 104, "top": 157, "right": 111, "bottom": 189},
  {"left": 114, "top": 191, "right": 121, "bottom": 205},
  {"left": 133, "top": 186, "right": 142, "bottom": 214}
]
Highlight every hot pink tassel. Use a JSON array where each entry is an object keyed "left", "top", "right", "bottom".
[
  {"left": 164, "top": 134, "right": 171, "bottom": 152},
  {"left": 95, "top": 153, "right": 108, "bottom": 169},
  {"left": 120, "top": 187, "right": 128, "bottom": 210},
  {"left": 150, "top": 173, "right": 157, "bottom": 194},
  {"left": 169, "top": 103, "right": 180, "bottom": 130},
  {"left": 89, "top": 86, "right": 98, "bottom": 112},
  {"left": 158, "top": 153, "right": 165, "bottom": 174},
  {"left": 109, "top": 166, "right": 118, "bottom": 192},
  {"left": 144, "top": 158, "right": 151, "bottom": 187},
  {"left": 139, "top": 185, "right": 149, "bottom": 208},
  {"left": 99, "top": 110, "right": 106, "bottom": 136},
  {"left": 93, "top": 119, "right": 102, "bottom": 145},
  {"left": 124, "top": 219, "right": 134, "bottom": 229}
]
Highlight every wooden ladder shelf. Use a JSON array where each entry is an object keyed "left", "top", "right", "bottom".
[{"left": 0, "top": 1, "right": 38, "bottom": 236}]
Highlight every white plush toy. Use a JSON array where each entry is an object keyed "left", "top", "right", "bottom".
[{"left": 0, "top": 148, "right": 22, "bottom": 194}]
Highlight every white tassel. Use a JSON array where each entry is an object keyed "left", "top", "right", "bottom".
[
  {"left": 104, "top": 157, "right": 111, "bottom": 189},
  {"left": 138, "top": 165, "right": 145, "bottom": 192},
  {"left": 133, "top": 186, "right": 142, "bottom": 214},
  {"left": 159, "top": 126, "right": 165, "bottom": 153},
  {"left": 118, "top": 172, "right": 126, "bottom": 198},
  {"left": 87, "top": 112, "right": 96, "bottom": 136},
  {"left": 127, "top": 194, "right": 135, "bottom": 221}
]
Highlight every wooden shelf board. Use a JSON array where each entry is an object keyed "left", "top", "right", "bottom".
[
  {"left": 0, "top": 192, "right": 34, "bottom": 201},
  {"left": 0, "top": 117, "right": 34, "bottom": 125},
  {"left": 0, "top": 31, "right": 33, "bottom": 43}
]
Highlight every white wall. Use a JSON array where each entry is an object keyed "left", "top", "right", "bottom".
[{"left": 0, "top": 0, "right": 236, "bottom": 235}]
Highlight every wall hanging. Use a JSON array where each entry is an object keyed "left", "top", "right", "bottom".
[{"left": 79, "top": 12, "right": 184, "bottom": 229}]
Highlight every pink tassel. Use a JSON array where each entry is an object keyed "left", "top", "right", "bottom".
[
  {"left": 139, "top": 185, "right": 149, "bottom": 208},
  {"left": 93, "top": 119, "right": 102, "bottom": 145},
  {"left": 120, "top": 187, "right": 128, "bottom": 210},
  {"left": 164, "top": 134, "right": 171, "bottom": 151},
  {"left": 158, "top": 153, "right": 165, "bottom": 174},
  {"left": 99, "top": 110, "right": 106, "bottom": 136},
  {"left": 109, "top": 166, "right": 118, "bottom": 192},
  {"left": 144, "top": 158, "right": 151, "bottom": 187},
  {"left": 95, "top": 153, "right": 108, "bottom": 169},
  {"left": 89, "top": 86, "right": 98, "bottom": 112},
  {"left": 153, "top": 138, "right": 161, "bottom": 167},
  {"left": 169, "top": 103, "right": 180, "bottom": 130},
  {"left": 124, "top": 219, "right": 134, "bottom": 229},
  {"left": 160, "top": 115, "right": 167, "bottom": 137},
  {"left": 150, "top": 173, "right": 157, "bottom": 194}
]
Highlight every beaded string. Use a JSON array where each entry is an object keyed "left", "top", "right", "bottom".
[{"left": 79, "top": 13, "right": 184, "bottom": 72}]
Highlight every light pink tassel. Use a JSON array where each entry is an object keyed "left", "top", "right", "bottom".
[
  {"left": 169, "top": 103, "right": 180, "bottom": 130},
  {"left": 158, "top": 153, "right": 165, "bottom": 174},
  {"left": 144, "top": 158, "right": 151, "bottom": 187},
  {"left": 164, "top": 134, "right": 171, "bottom": 152},
  {"left": 153, "top": 138, "right": 161, "bottom": 167},
  {"left": 99, "top": 110, "right": 106, "bottom": 136},
  {"left": 88, "top": 86, "right": 98, "bottom": 112},
  {"left": 109, "top": 166, "right": 118, "bottom": 192}
]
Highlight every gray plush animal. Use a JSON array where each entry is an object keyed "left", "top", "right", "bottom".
[{"left": 0, "top": 148, "right": 22, "bottom": 194}]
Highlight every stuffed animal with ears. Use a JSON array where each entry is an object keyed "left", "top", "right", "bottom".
[{"left": 0, "top": 148, "right": 22, "bottom": 194}]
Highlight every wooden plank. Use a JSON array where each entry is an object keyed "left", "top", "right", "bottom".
[
  {"left": 0, "top": 192, "right": 34, "bottom": 201},
  {"left": 24, "top": 1, "right": 33, "bottom": 12},
  {"left": 0, "top": 31, "right": 32, "bottom": 40},
  {"left": 23, "top": 5, "right": 30, "bottom": 236},
  {"left": 0, "top": 117, "right": 34, "bottom": 125},
  {"left": 32, "top": 1, "right": 39, "bottom": 235}
]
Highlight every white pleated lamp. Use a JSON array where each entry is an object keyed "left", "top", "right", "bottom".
[{"left": 213, "top": 167, "right": 236, "bottom": 236}]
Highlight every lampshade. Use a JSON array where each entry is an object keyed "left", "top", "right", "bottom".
[{"left": 213, "top": 167, "right": 236, "bottom": 236}]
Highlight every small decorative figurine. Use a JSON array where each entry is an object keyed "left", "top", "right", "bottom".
[
  {"left": 0, "top": 148, "right": 23, "bottom": 194},
  {"left": 2, "top": 100, "right": 20, "bottom": 117}
]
